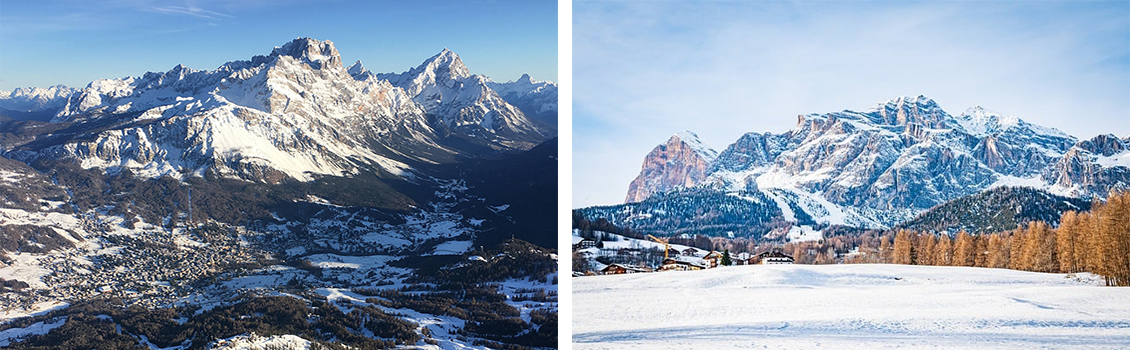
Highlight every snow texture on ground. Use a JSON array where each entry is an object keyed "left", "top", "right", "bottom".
[
  {"left": 0, "top": 317, "right": 66, "bottom": 346},
  {"left": 573, "top": 264, "right": 1130, "bottom": 349},
  {"left": 207, "top": 333, "right": 310, "bottom": 350}
]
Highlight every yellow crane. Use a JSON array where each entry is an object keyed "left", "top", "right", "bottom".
[{"left": 647, "top": 234, "right": 671, "bottom": 260}]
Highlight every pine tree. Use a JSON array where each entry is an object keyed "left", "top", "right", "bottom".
[
  {"left": 1095, "top": 191, "right": 1130, "bottom": 286},
  {"left": 815, "top": 247, "right": 835, "bottom": 265},
  {"left": 974, "top": 234, "right": 989, "bottom": 267},
  {"left": 893, "top": 229, "right": 913, "bottom": 265},
  {"left": 878, "top": 235, "right": 893, "bottom": 263},
  {"left": 1022, "top": 221, "right": 1058, "bottom": 273},
  {"left": 1081, "top": 200, "right": 1103, "bottom": 274},
  {"left": 936, "top": 234, "right": 953, "bottom": 266},
  {"left": 919, "top": 234, "right": 937, "bottom": 266},
  {"left": 1056, "top": 210, "right": 1082, "bottom": 273},
  {"left": 953, "top": 230, "right": 975, "bottom": 267},
  {"left": 986, "top": 233, "right": 1008, "bottom": 269},
  {"left": 1009, "top": 228, "right": 1025, "bottom": 270},
  {"left": 721, "top": 249, "right": 733, "bottom": 266},
  {"left": 1114, "top": 191, "right": 1130, "bottom": 286}
]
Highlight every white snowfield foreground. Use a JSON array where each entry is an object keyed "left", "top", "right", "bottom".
[{"left": 573, "top": 264, "right": 1130, "bottom": 349}]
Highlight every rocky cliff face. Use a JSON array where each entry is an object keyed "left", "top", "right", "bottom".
[
  {"left": 625, "top": 131, "right": 717, "bottom": 203},
  {"left": 1045, "top": 134, "right": 1130, "bottom": 195}
]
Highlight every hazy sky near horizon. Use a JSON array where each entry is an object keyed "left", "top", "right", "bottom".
[
  {"left": 574, "top": 0, "right": 1130, "bottom": 208},
  {"left": 0, "top": 0, "right": 557, "bottom": 91}
]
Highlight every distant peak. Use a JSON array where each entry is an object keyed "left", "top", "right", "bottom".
[
  {"left": 954, "top": 105, "right": 1070, "bottom": 138},
  {"left": 347, "top": 60, "right": 366, "bottom": 74},
  {"left": 271, "top": 37, "right": 342, "bottom": 69},
  {"left": 518, "top": 73, "right": 533, "bottom": 84},
  {"left": 955, "top": 105, "right": 1019, "bottom": 135},
  {"left": 417, "top": 48, "right": 470, "bottom": 80}
]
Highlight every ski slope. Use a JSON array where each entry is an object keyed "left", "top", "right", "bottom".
[{"left": 573, "top": 264, "right": 1130, "bottom": 349}]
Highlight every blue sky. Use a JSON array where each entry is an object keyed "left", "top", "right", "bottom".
[
  {"left": 574, "top": 0, "right": 1130, "bottom": 208},
  {"left": 0, "top": 0, "right": 557, "bottom": 91}
]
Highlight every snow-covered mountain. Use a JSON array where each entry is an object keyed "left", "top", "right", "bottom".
[
  {"left": 621, "top": 95, "right": 1129, "bottom": 229},
  {"left": 0, "top": 85, "right": 79, "bottom": 121},
  {"left": 0, "top": 38, "right": 556, "bottom": 183},
  {"left": 487, "top": 73, "right": 559, "bottom": 125},
  {"left": 373, "top": 49, "right": 550, "bottom": 147}
]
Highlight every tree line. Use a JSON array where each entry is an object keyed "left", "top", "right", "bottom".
[
  {"left": 575, "top": 190, "right": 1130, "bottom": 287},
  {"left": 837, "top": 190, "right": 1129, "bottom": 286}
]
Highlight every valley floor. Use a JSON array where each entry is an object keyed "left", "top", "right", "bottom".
[{"left": 572, "top": 264, "right": 1130, "bottom": 349}]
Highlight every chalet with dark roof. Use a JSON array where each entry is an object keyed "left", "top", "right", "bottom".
[{"left": 751, "top": 250, "right": 795, "bottom": 265}]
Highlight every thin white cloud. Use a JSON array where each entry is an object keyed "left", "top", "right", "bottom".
[{"left": 145, "top": 5, "right": 234, "bottom": 20}]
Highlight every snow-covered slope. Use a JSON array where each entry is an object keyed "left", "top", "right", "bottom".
[
  {"left": 574, "top": 264, "right": 1130, "bottom": 350},
  {"left": 1, "top": 38, "right": 556, "bottom": 183},
  {"left": 622, "top": 95, "right": 1126, "bottom": 228}
]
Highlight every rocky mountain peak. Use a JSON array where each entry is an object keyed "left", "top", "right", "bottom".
[
  {"left": 374, "top": 48, "right": 551, "bottom": 144},
  {"left": 956, "top": 106, "right": 1020, "bottom": 135},
  {"left": 421, "top": 48, "right": 471, "bottom": 81},
  {"left": 375, "top": 48, "right": 472, "bottom": 97},
  {"left": 1074, "top": 134, "right": 1126, "bottom": 157},
  {"left": 347, "top": 60, "right": 368, "bottom": 79},
  {"left": 270, "top": 37, "right": 343, "bottom": 70},
  {"left": 870, "top": 95, "right": 949, "bottom": 128},
  {"left": 672, "top": 130, "right": 718, "bottom": 162},
  {"left": 625, "top": 131, "right": 717, "bottom": 203}
]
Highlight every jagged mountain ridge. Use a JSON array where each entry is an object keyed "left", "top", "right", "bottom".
[
  {"left": 620, "top": 95, "right": 1129, "bottom": 231},
  {"left": 486, "top": 73, "right": 559, "bottom": 126},
  {"left": 0, "top": 85, "right": 79, "bottom": 122},
  {"left": 370, "top": 49, "right": 548, "bottom": 147},
  {"left": 0, "top": 38, "right": 555, "bottom": 183}
]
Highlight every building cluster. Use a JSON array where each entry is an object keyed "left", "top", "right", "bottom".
[
  {"left": 1, "top": 219, "right": 276, "bottom": 314},
  {"left": 574, "top": 236, "right": 795, "bottom": 276}
]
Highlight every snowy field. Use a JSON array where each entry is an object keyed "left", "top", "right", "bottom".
[{"left": 573, "top": 264, "right": 1130, "bottom": 349}]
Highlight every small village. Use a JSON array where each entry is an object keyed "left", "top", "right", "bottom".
[
  {"left": 0, "top": 217, "right": 276, "bottom": 315},
  {"left": 572, "top": 234, "right": 795, "bottom": 276}
]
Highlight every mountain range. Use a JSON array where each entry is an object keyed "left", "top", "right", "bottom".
[
  {"left": 1, "top": 37, "right": 556, "bottom": 184},
  {"left": 583, "top": 95, "right": 1129, "bottom": 237}
]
